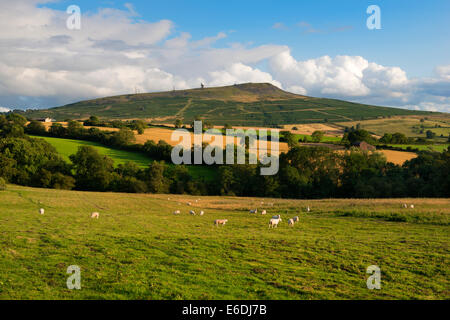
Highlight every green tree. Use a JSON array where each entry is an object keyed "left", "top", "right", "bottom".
[
  {"left": 26, "top": 120, "right": 47, "bottom": 135},
  {"left": 174, "top": 119, "right": 183, "bottom": 128},
  {"left": 311, "top": 130, "right": 324, "bottom": 143},
  {"left": 70, "top": 146, "right": 114, "bottom": 191},
  {"left": 111, "top": 127, "right": 135, "bottom": 147}
]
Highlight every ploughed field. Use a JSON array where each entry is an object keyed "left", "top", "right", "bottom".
[{"left": 0, "top": 185, "right": 448, "bottom": 299}]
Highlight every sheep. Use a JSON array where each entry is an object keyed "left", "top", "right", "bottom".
[
  {"left": 187, "top": 202, "right": 192, "bottom": 206},
  {"left": 272, "top": 214, "right": 281, "bottom": 219},
  {"left": 199, "top": 211, "right": 204, "bottom": 216},
  {"left": 173, "top": 210, "right": 181, "bottom": 215},
  {"left": 306, "top": 206, "right": 311, "bottom": 212},
  {"left": 410, "top": 204, "right": 414, "bottom": 209},
  {"left": 249, "top": 209, "right": 257, "bottom": 214},
  {"left": 268, "top": 218, "right": 282, "bottom": 228},
  {"left": 189, "top": 210, "right": 196, "bottom": 215},
  {"left": 261, "top": 210, "right": 267, "bottom": 215},
  {"left": 38, "top": 208, "right": 44, "bottom": 215},
  {"left": 293, "top": 216, "right": 299, "bottom": 223},
  {"left": 214, "top": 219, "right": 228, "bottom": 226},
  {"left": 91, "top": 212, "right": 99, "bottom": 219},
  {"left": 402, "top": 203, "right": 408, "bottom": 208},
  {"left": 288, "top": 218, "right": 294, "bottom": 226}
]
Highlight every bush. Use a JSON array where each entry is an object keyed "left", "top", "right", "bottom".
[{"left": 0, "top": 177, "right": 6, "bottom": 190}]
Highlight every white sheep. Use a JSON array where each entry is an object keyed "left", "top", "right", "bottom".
[
  {"left": 249, "top": 209, "right": 257, "bottom": 214},
  {"left": 410, "top": 204, "right": 414, "bottom": 209},
  {"left": 91, "top": 212, "right": 99, "bottom": 219},
  {"left": 269, "top": 218, "right": 282, "bottom": 228},
  {"left": 187, "top": 202, "right": 192, "bottom": 206},
  {"left": 261, "top": 210, "right": 267, "bottom": 215},
  {"left": 189, "top": 210, "right": 196, "bottom": 215},
  {"left": 173, "top": 210, "right": 181, "bottom": 215},
  {"left": 293, "top": 216, "right": 299, "bottom": 223},
  {"left": 214, "top": 219, "right": 228, "bottom": 226},
  {"left": 288, "top": 218, "right": 294, "bottom": 226},
  {"left": 199, "top": 211, "right": 204, "bottom": 216},
  {"left": 39, "top": 208, "right": 44, "bottom": 215},
  {"left": 306, "top": 206, "right": 310, "bottom": 212},
  {"left": 402, "top": 203, "right": 408, "bottom": 208}
]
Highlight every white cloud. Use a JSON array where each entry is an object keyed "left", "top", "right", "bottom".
[
  {"left": 208, "top": 63, "right": 282, "bottom": 88},
  {"left": 0, "top": 106, "right": 10, "bottom": 113}
]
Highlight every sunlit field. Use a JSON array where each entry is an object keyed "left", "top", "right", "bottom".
[{"left": 0, "top": 185, "right": 448, "bottom": 299}]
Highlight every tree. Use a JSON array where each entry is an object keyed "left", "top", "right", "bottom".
[
  {"left": 26, "top": 121, "right": 47, "bottom": 135},
  {"left": 145, "top": 161, "right": 168, "bottom": 193},
  {"left": 426, "top": 130, "right": 436, "bottom": 139},
  {"left": 0, "top": 177, "right": 6, "bottom": 191},
  {"left": 111, "top": 127, "right": 135, "bottom": 147},
  {"left": 311, "top": 130, "right": 324, "bottom": 143},
  {"left": 132, "top": 120, "right": 146, "bottom": 134},
  {"left": 174, "top": 119, "right": 183, "bottom": 128},
  {"left": 281, "top": 131, "right": 298, "bottom": 149},
  {"left": 70, "top": 146, "right": 114, "bottom": 191}
]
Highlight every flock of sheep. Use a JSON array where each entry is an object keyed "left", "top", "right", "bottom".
[
  {"left": 172, "top": 202, "right": 311, "bottom": 229},
  {"left": 37, "top": 202, "right": 415, "bottom": 227}
]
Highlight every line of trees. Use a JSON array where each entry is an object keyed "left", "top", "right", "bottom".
[{"left": 1, "top": 113, "right": 449, "bottom": 198}]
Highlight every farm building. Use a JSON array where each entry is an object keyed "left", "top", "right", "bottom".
[
  {"left": 36, "top": 117, "right": 55, "bottom": 122},
  {"left": 352, "top": 141, "right": 376, "bottom": 151}
]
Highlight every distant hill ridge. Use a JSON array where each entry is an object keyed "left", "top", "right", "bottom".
[{"left": 23, "top": 83, "right": 433, "bottom": 125}]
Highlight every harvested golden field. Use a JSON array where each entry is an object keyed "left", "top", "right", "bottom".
[
  {"left": 336, "top": 149, "right": 417, "bottom": 165},
  {"left": 282, "top": 123, "right": 343, "bottom": 136}
]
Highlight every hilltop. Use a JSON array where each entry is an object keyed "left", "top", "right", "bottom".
[{"left": 23, "top": 83, "right": 433, "bottom": 125}]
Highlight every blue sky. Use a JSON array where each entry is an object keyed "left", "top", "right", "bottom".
[
  {"left": 0, "top": 0, "right": 449, "bottom": 112},
  {"left": 43, "top": 0, "right": 450, "bottom": 78}
]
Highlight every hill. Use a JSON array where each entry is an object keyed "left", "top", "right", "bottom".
[
  {"left": 22, "top": 83, "right": 433, "bottom": 126},
  {"left": 0, "top": 184, "right": 448, "bottom": 299}
]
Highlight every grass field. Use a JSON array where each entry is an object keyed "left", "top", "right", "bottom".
[
  {"left": 336, "top": 115, "right": 450, "bottom": 139},
  {"left": 29, "top": 135, "right": 217, "bottom": 181},
  {"left": 387, "top": 144, "right": 450, "bottom": 152},
  {"left": 0, "top": 185, "right": 448, "bottom": 299}
]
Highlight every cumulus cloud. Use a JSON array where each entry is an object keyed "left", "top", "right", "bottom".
[
  {"left": 0, "top": 1, "right": 447, "bottom": 113},
  {"left": 0, "top": 106, "right": 10, "bottom": 113},
  {"left": 269, "top": 50, "right": 450, "bottom": 111}
]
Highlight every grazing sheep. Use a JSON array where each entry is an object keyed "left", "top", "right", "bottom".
[
  {"left": 293, "top": 216, "right": 299, "bottom": 223},
  {"left": 214, "top": 219, "right": 228, "bottom": 226},
  {"left": 268, "top": 218, "right": 282, "bottom": 228},
  {"left": 288, "top": 218, "right": 294, "bottom": 226},
  {"left": 167, "top": 197, "right": 170, "bottom": 200},
  {"left": 249, "top": 209, "right": 257, "bottom": 214},
  {"left": 306, "top": 206, "right": 310, "bottom": 212},
  {"left": 199, "top": 211, "right": 204, "bottom": 216},
  {"left": 189, "top": 210, "right": 196, "bottom": 215},
  {"left": 410, "top": 204, "right": 414, "bottom": 209},
  {"left": 402, "top": 203, "right": 408, "bottom": 208},
  {"left": 272, "top": 214, "right": 281, "bottom": 219},
  {"left": 39, "top": 208, "right": 44, "bottom": 215},
  {"left": 261, "top": 210, "right": 267, "bottom": 215},
  {"left": 173, "top": 210, "right": 181, "bottom": 215},
  {"left": 91, "top": 212, "right": 99, "bottom": 219},
  {"left": 187, "top": 202, "right": 192, "bottom": 206}
]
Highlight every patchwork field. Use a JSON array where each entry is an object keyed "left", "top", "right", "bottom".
[
  {"left": 0, "top": 185, "right": 448, "bottom": 299},
  {"left": 336, "top": 115, "right": 450, "bottom": 139}
]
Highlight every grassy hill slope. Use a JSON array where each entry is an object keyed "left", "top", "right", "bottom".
[
  {"left": 23, "top": 83, "right": 432, "bottom": 125},
  {"left": 0, "top": 185, "right": 448, "bottom": 299}
]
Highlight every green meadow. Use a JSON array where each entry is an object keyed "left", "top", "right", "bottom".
[
  {"left": 0, "top": 185, "right": 448, "bottom": 299},
  {"left": 29, "top": 135, "right": 217, "bottom": 181}
]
